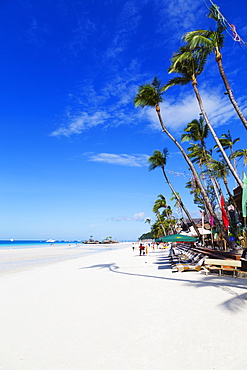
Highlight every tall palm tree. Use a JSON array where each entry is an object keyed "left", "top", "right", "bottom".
[
  {"left": 134, "top": 77, "right": 225, "bottom": 236},
  {"left": 164, "top": 47, "right": 243, "bottom": 188},
  {"left": 183, "top": 5, "right": 247, "bottom": 130},
  {"left": 148, "top": 149, "right": 200, "bottom": 237}
]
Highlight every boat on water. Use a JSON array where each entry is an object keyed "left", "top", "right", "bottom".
[
  {"left": 46, "top": 239, "right": 56, "bottom": 243},
  {"left": 10, "top": 238, "right": 14, "bottom": 242}
]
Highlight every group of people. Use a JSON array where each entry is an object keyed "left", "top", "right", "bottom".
[{"left": 132, "top": 242, "right": 157, "bottom": 256}]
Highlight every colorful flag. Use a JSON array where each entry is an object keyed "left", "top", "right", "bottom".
[
  {"left": 209, "top": 214, "right": 214, "bottom": 227},
  {"left": 221, "top": 195, "right": 229, "bottom": 230},
  {"left": 242, "top": 172, "right": 247, "bottom": 218}
]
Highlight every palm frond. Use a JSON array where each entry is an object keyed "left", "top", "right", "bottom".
[
  {"left": 134, "top": 83, "right": 163, "bottom": 108},
  {"left": 183, "top": 32, "right": 214, "bottom": 50},
  {"left": 162, "top": 77, "right": 190, "bottom": 91}
]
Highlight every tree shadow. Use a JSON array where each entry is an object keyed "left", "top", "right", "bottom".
[
  {"left": 79, "top": 256, "right": 247, "bottom": 312},
  {"left": 219, "top": 292, "right": 247, "bottom": 312}
]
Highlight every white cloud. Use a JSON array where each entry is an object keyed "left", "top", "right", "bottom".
[
  {"left": 50, "top": 60, "right": 144, "bottom": 137},
  {"left": 144, "top": 89, "right": 243, "bottom": 132},
  {"left": 84, "top": 153, "right": 149, "bottom": 167},
  {"left": 112, "top": 216, "right": 132, "bottom": 222},
  {"left": 51, "top": 64, "right": 247, "bottom": 138},
  {"left": 133, "top": 212, "right": 145, "bottom": 221},
  {"left": 112, "top": 212, "right": 146, "bottom": 222},
  {"left": 156, "top": 0, "right": 205, "bottom": 40},
  {"left": 51, "top": 111, "right": 110, "bottom": 137}
]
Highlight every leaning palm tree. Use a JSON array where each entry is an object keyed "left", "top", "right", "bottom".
[
  {"left": 183, "top": 5, "right": 247, "bottom": 130},
  {"left": 163, "top": 47, "right": 243, "bottom": 188},
  {"left": 134, "top": 77, "right": 229, "bottom": 241},
  {"left": 148, "top": 149, "right": 200, "bottom": 237}
]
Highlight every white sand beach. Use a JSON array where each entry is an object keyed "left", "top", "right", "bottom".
[{"left": 0, "top": 243, "right": 246, "bottom": 370}]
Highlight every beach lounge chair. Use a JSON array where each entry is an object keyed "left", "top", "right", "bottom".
[{"left": 172, "top": 256, "right": 207, "bottom": 273}]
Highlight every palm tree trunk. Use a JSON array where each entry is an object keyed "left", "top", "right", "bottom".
[
  {"left": 230, "top": 146, "right": 238, "bottom": 174},
  {"left": 162, "top": 167, "right": 201, "bottom": 238},
  {"left": 216, "top": 54, "right": 247, "bottom": 131},
  {"left": 192, "top": 81, "right": 243, "bottom": 188},
  {"left": 155, "top": 104, "right": 230, "bottom": 243}
]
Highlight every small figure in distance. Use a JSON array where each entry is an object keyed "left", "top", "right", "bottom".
[{"left": 139, "top": 243, "right": 144, "bottom": 256}]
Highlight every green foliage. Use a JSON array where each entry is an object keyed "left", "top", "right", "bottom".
[
  {"left": 139, "top": 231, "right": 154, "bottom": 240},
  {"left": 134, "top": 77, "right": 163, "bottom": 108}
]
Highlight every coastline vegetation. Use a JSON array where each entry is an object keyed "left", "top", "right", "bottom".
[{"left": 135, "top": 4, "right": 247, "bottom": 250}]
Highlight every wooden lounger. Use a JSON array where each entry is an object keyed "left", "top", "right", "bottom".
[
  {"left": 204, "top": 258, "right": 241, "bottom": 277},
  {"left": 172, "top": 256, "right": 207, "bottom": 273}
]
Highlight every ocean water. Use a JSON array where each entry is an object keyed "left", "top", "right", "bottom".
[
  {"left": 0, "top": 240, "right": 126, "bottom": 274},
  {"left": 0, "top": 239, "right": 83, "bottom": 250}
]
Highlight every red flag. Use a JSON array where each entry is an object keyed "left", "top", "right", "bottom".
[{"left": 221, "top": 195, "right": 229, "bottom": 230}]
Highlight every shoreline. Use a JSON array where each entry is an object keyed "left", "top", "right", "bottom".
[
  {"left": 0, "top": 245, "right": 247, "bottom": 369},
  {"left": 0, "top": 242, "right": 131, "bottom": 275}
]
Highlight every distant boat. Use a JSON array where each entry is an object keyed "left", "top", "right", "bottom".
[
  {"left": 10, "top": 238, "right": 14, "bottom": 242},
  {"left": 46, "top": 239, "right": 55, "bottom": 243}
]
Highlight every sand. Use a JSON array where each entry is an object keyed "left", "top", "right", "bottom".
[{"left": 0, "top": 243, "right": 246, "bottom": 370}]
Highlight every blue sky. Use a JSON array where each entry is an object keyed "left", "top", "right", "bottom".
[{"left": 0, "top": 0, "right": 247, "bottom": 241}]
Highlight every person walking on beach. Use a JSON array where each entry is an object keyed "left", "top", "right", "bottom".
[
  {"left": 139, "top": 243, "right": 144, "bottom": 256},
  {"left": 145, "top": 244, "right": 149, "bottom": 255}
]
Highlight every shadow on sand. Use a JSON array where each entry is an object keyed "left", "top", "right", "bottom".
[{"left": 80, "top": 252, "right": 247, "bottom": 313}]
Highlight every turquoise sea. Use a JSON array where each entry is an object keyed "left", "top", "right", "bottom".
[
  {"left": 0, "top": 239, "right": 83, "bottom": 250},
  {"left": 0, "top": 240, "right": 126, "bottom": 274}
]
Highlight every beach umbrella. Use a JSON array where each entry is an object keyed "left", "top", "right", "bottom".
[{"left": 155, "top": 234, "right": 197, "bottom": 242}]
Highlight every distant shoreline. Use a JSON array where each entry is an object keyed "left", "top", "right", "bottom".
[{"left": 0, "top": 242, "right": 132, "bottom": 275}]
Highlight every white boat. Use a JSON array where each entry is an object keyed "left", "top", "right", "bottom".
[
  {"left": 46, "top": 239, "right": 56, "bottom": 243},
  {"left": 10, "top": 238, "right": 14, "bottom": 242}
]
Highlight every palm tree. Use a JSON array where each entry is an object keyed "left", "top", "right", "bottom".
[
  {"left": 182, "top": 117, "right": 221, "bottom": 205},
  {"left": 148, "top": 149, "right": 200, "bottom": 237},
  {"left": 214, "top": 130, "right": 240, "bottom": 172},
  {"left": 134, "top": 77, "right": 226, "bottom": 238},
  {"left": 164, "top": 46, "right": 243, "bottom": 188},
  {"left": 170, "top": 192, "right": 188, "bottom": 230},
  {"left": 162, "top": 208, "right": 177, "bottom": 234},
  {"left": 231, "top": 149, "right": 247, "bottom": 167},
  {"left": 181, "top": 117, "right": 209, "bottom": 146},
  {"left": 151, "top": 221, "right": 164, "bottom": 239},
  {"left": 183, "top": 5, "right": 247, "bottom": 130},
  {"left": 210, "top": 159, "right": 239, "bottom": 213},
  {"left": 153, "top": 194, "right": 168, "bottom": 235}
]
